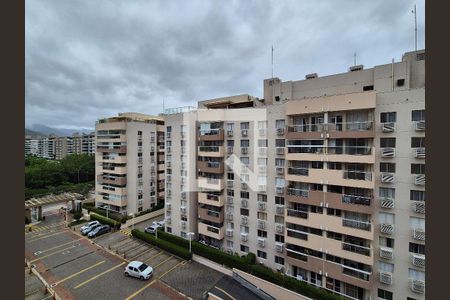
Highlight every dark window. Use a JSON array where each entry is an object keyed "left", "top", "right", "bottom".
[
  {"left": 410, "top": 190, "right": 426, "bottom": 201},
  {"left": 328, "top": 162, "right": 342, "bottom": 170},
  {"left": 257, "top": 230, "right": 267, "bottom": 238},
  {"left": 275, "top": 96, "right": 280, "bottom": 102},
  {"left": 380, "top": 162, "right": 396, "bottom": 173},
  {"left": 275, "top": 256, "right": 284, "bottom": 265},
  {"left": 227, "top": 173, "right": 234, "bottom": 180},
  {"left": 411, "top": 137, "right": 425, "bottom": 148},
  {"left": 326, "top": 208, "right": 342, "bottom": 217},
  {"left": 138, "top": 131, "right": 142, "bottom": 136},
  {"left": 257, "top": 250, "right": 267, "bottom": 259},
  {"left": 311, "top": 161, "right": 323, "bottom": 169},
  {"left": 380, "top": 138, "right": 396, "bottom": 148},
  {"left": 377, "top": 288, "right": 393, "bottom": 300},
  {"left": 363, "top": 85, "right": 374, "bottom": 91},
  {"left": 411, "top": 164, "right": 425, "bottom": 174},
  {"left": 409, "top": 243, "right": 425, "bottom": 255},
  {"left": 275, "top": 234, "right": 285, "bottom": 243},
  {"left": 240, "top": 245, "right": 249, "bottom": 252},
  {"left": 396, "top": 79, "right": 405, "bottom": 86},
  {"left": 380, "top": 112, "right": 397, "bottom": 123},
  {"left": 240, "top": 208, "right": 249, "bottom": 216},
  {"left": 412, "top": 110, "right": 425, "bottom": 121},
  {"left": 275, "top": 139, "right": 285, "bottom": 147},
  {"left": 416, "top": 53, "right": 425, "bottom": 61},
  {"left": 275, "top": 196, "right": 285, "bottom": 205},
  {"left": 166, "top": 227, "right": 172, "bottom": 233}
]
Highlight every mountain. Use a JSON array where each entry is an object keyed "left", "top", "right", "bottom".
[
  {"left": 28, "top": 124, "right": 94, "bottom": 136},
  {"left": 25, "top": 128, "right": 46, "bottom": 138}
]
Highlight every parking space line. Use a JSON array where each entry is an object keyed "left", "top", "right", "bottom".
[
  {"left": 154, "top": 255, "right": 173, "bottom": 269},
  {"left": 129, "top": 246, "right": 154, "bottom": 260},
  {"left": 74, "top": 262, "right": 126, "bottom": 289},
  {"left": 27, "top": 230, "right": 69, "bottom": 243},
  {"left": 40, "top": 294, "right": 55, "bottom": 300},
  {"left": 124, "top": 243, "right": 145, "bottom": 254},
  {"left": 39, "top": 238, "right": 84, "bottom": 254},
  {"left": 53, "top": 260, "right": 106, "bottom": 285},
  {"left": 124, "top": 260, "right": 186, "bottom": 300},
  {"left": 214, "top": 286, "right": 237, "bottom": 300},
  {"left": 30, "top": 244, "right": 79, "bottom": 263},
  {"left": 144, "top": 250, "right": 164, "bottom": 263}
]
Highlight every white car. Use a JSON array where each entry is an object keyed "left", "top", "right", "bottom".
[
  {"left": 80, "top": 221, "right": 100, "bottom": 233},
  {"left": 145, "top": 224, "right": 160, "bottom": 234},
  {"left": 124, "top": 261, "right": 153, "bottom": 280},
  {"left": 153, "top": 220, "right": 165, "bottom": 227}
]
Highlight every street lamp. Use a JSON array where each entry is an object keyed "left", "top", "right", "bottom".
[{"left": 187, "top": 232, "right": 195, "bottom": 253}]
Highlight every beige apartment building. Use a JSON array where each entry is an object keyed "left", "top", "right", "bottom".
[
  {"left": 164, "top": 49, "right": 425, "bottom": 300},
  {"left": 95, "top": 112, "right": 165, "bottom": 215}
]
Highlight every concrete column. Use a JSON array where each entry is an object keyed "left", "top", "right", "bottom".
[{"left": 38, "top": 206, "right": 43, "bottom": 220}]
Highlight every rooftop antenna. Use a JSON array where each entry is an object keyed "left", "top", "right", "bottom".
[
  {"left": 162, "top": 97, "right": 165, "bottom": 114},
  {"left": 354, "top": 52, "right": 357, "bottom": 66},
  {"left": 271, "top": 45, "right": 274, "bottom": 103},
  {"left": 412, "top": 4, "right": 417, "bottom": 51}
]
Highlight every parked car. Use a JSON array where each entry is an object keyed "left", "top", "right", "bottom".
[
  {"left": 124, "top": 261, "right": 153, "bottom": 280},
  {"left": 81, "top": 223, "right": 101, "bottom": 235},
  {"left": 144, "top": 224, "right": 160, "bottom": 234},
  {"left": 80, "top": 221, "right": 100, "bottom": 233},
  {"left": 88, "top": 225, "right": 110, "bottom": 238},
  {"left": 153, "top": 220, "right": 165, "bottom": 227}
]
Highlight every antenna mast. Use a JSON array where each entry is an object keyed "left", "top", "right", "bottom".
[
  {"left": 272, "top": 45, "right": 274, "bottom": 103},
  {"left": 413, "top": 4, "right": 417, "bottom": 51}
]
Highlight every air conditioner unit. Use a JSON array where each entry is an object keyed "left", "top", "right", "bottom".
[
  {"left": 414, "top": 120, "right": 425, "bottom": 131},
  {"left": 410, "top": 279, "right": 425, "bottom": 294},
  {"left": 241, "top": 147, "right": 249, "bottom": 154},
  {"left": 412, "top": 201, "right": 425, "bottom": 214},
  {"left": 226, "top": 229, "right": 233, "bottom": 237},
  {"left": 257, "top": 202, "right": 266, "bottom": 211},
  {"left": 275, "top": 242, "right": 284, "bottom": 253},
  {"left": 227, "top": 130, "right": 234, "bottom": 137},
  {"left": 241, "top": 216, "right": 248, "bottom": 225},
  {"left": 227, "top": 180, "right": 234, "bottom": 188},
  {"left": 166, "top": 161, "right": 171, "bottom": 168},
  {"left": 258, "top": 220, "right": 266, "bottom": 230},
  {"left": 241, "top": 129, "right": 248, "bottom": 137},
  {"left": 241, "top": 182, "right": 248, "bottom": 190},
  {"left": 166, "top": 146, "right": 171, "bottom": 153},
  {"left": 166, "top": 203, "right": 171, "bottom": 210},
  {"left": 241, "top": 199, "right": 248, "bottom": 208},
  {"left": 257, "top": 237, "right": 266, "bottom": 247},
  {"left": 381, "top": 173, "right": 395, "bottom": 183},
  {"left": 381, "top": 148, "right": 395, "bottom": 158},
  {"left": 275, "top": 205, "right": 285, "bottom": 215},
  {"left": 412, "top": 228, "right": 425, "bottom": 241},
  {"left": 275, "top": 224, "right": 284, "bottom": 234},
  {"left": 276, "top": 187, "right": 284, "bottom": 194},
  {"left": 240, "top": 232, "right": 248, "bottom": 242},
  {"left": 227, "top": 147, "right": 234, "bottom": 154},
  {"left": 380, "top": 197, "right": 394, "bottom": 209},
  {"left": 165, "top": 217, "right": 171, "bottom": 225},
  {"left": 181, "top": 221, "right": 186, "bottom": 229},
  {"left": 227, "top": 196, "right": 233, "bottom": 204},
  {"left": 414, "top": 174, "right": 425, "bottom": 186},
  {"left": 226, "top": 249, "right": 233, "bottom": 255},
  {"left": 276, "top": 167, "right": 284, "bottom": 175},
  {"left": 380, "top": 223, "right": 394, "bottom": 235},
  {"left": 379, "top": 271, "right": 393, "bottom": 285},
  {"left": 181, "top": 192, "right": 186, "bottom": 200},
  {"left": 382, "top": 122, "right": 396, "bottom": 132},
  {"left": 276, "top": 147, "right": 285, "bottom": 155},
  {"left": 227, "top": 213, "right": 233, "bottom": 221},
  {"left": 415, "top": 147, "right": 425, "bottom": 158},
  {"left": 180, "top": 206, "right": 187, "bottom": 215},
  {"left": 180, "top": 132, "right": 186, "bottom": 138},
  {"left": 258, "top": 165, "right": 267, "bottom": 173},
  {"left": 276, "top": 127, "right": 285, "bottom": 135},
  {"left": 411, "top": 254, "right": 425, "bottom": 268},
  {"left": 379, "top": 247, "right": 394, "bottom": 260}
]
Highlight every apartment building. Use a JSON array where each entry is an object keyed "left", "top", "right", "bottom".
[
  {"left": 164, "top": 49, "right": 425, "bottom": 300},
  {"left": 95, "top": 112, "right": 165, "bottom": 216}
]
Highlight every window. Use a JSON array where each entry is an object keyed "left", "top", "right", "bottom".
[
  {"left": 311, "top": 161, "right": 323, "bottom": 169},
  {"left": 275, "top": 256, "right": 285, "bottom": 265},
  {"left": 257, "top": 250, "right": 267, "bottom": 259},
  {"left": 257, "top": 230, "right": 267, "bottom": 238},
  {"left": 166, "top": 227, "right": 172, "bottom": 233},
  {"left": 409, "top": 243, "right": 425, "bottom": 254},
  {"left": 240, "top": 245, "right": 249, "bottom": 253},
  {"left": 275, "top": 177, "right": 285, "bottom": 187},
  {"left": 226, "top": 240, "right": 234, "bottom": 248},
  {"left": 257, "top": 212, "right": 267, "bottom": 220},
  {"left": 416, "top": 52, "right": 425, "bottom": 61},
  {"left": 258, "top": 139, "right": 268, "bottom": 147},
  {"left": 257, "top": 194, "right": 267, "bottom": 202},
  {"left": 379, "top": 187, "right": 395, "bottom": 199},
  {"left": 328, "top": 162, "right": 342, "bottom": 170},
  {"left": 380, "top": 138, "right": 396, "bottom": 148},
  {"left": 410, "top": 190, "right": 425, "bottom": 201},
  {"left": 240, "top": 122, "right": 249, "bottom": 130},
  {"left": 166, "top": 126, "right": 172, "bottom": 132},
  {"left": 275, "top": 96, "right": 280, "bottom": 102},
  {"left": 227, "top": 123, "right": 234, "bottom": 131},
  {"left": 257, "top": 158, "right": 267, "bottom": 166},
  {"left": 380, "top": 162, "right": 395, "bottom": 173},
  {"left": 275, "top": 139, "right": 285, "bottom": 147},
  {"left": 326, "top": 208, "right": 341, "bottom": 217},
  {"left": 227, "top": 173, "right": 234, "bottom": 180},
  {"left": 274, "top": 215, "right": 284, "bottom": 224},
  {"left": 227, "top": 189, "right": 234, "bottom": 197},
  {"left": 275, "top": 234, "right": 284, "bottom": 243},
  {"left": 240, "top": 157, "right": 249, "bottom": 166},
  {"left": 379, "top": 261, "right": 394, "bottom": 273},
  {"left": 138, "top": 131, "right": 142, "bottom": 136},
  {"left": 379, "top": 236, "right": 394, "bottom": 248},
  {"left": 396, "top": 79, "right": 405, "bottom": 86},
  {"left": 408, "top": 269, "right": 425, "bottom": 281},
  {"left": 276, "top": 119, "right": 285, "bottom": 129},
  {"left": 275, "top": 158, "right": 285, "bottom": 167},
  {"left": 380, "top": 112, "right": 397, "bottom": 123},
  {"left": 240, "top": 191, "right": 249, "bottom": 199},
  {"left": 310, "top": 272, "right": 322, "bottom": 286},
  {"left": 363, "top": 85, "right": 374, "bottom": 91},
  {"left": 275, "top": 196, "right": 284, "bottom": 205},
  {"left": 411, "top": 137, "right": 425, "bottom": 148},
  {"left": 411, "top": 164, "right": 425, "bottom": 174},
  {"left": 258, "top": 121, "right": 267, "bottom": 129},
  {"left": 379, "top": 212, "right": 395, "bottom": 224},
  {"left": 240, "top": 208, "right": 249, "bottom": 216},
  {"left": 410, "top": 217, "right": 425, "bottom": 229},
  {"left": 227, "top": 140, "right": 234, "bottom": 147},
  {"left": 240, "top": 140, "right": 249, "bottom": 147},
  {"left": 378, "top": 288, "right": 393, "bottom": 300},
  {"left": 412, "top": 110, "right": 425, "bottom": 121}
]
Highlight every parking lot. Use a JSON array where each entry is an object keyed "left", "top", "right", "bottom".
[{"left": 25, "top": 213, "right": 261, "bottom": 300}]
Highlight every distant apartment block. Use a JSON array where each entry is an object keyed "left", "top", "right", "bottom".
[
  {"left": 163, "top": 50, "right": 425, "bottom": 300},
  {"left": 25, "top": 132, "right": 96, "bottom": 160},
  {"left": 94, "top": 112, "right": 165, "bottom": 216}
]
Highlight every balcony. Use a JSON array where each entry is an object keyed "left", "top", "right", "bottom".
[
  {"left": 198, "top": 177, "right": 224, "bottom": 191},
  {"left": 411, "top": 253, "right": 425, "bottom": 268},
  {"left": 379, "top": 247, "right": 394, "bottom": 260},
  {"left": 241, "top": 216, "right": 248, "bottom": 225},
  {"left": 381, "top": 148, "right": 395, "bottom": 158},
  {"left": 379, "top": 271, "right": 393, "bottom": 285},
  {"left": 412, "top": 201, "right": 425, "bottom": 214},
  {"left": 327, "top": 121, "right": 374, "bottom": 139},
  {"left": 97, "top": 175, "right": 127, "bottom": 186},
  {"left": 410, "top": 279, "right": 425, "bottom": 294},
  {"left": 414, "top": 174, "right": 425, "bottom": 186},
  {"left": 380, "top": 223, "right": 394, "bottom": 235},
  {"left": 97, "top": 145, "right": 127, "bottom": 154},
  {"left": 198, "top": 207, "right": 224, "bottom": 223},
  {"left": 198, "top": 223, "right": 224, "bottom": 240},
  {"left": 287, "top": 208, "right": 308, "bottom": 219},
  {"left": 342, "top": 242, "right": 371, "bottom": 257},
  {"left": 198, "top": 129, "right": 224, "bottom": 141},
  {"left": 197, "top": 161, "right": 224, "bottom": 174},
  {"left": 342, "top": 194, "right": 372, "bottom": 207},
  {"left": 198, "top": 146, "right": 225, "bottom": 157},
  {"left": 381, "top": 122, "right": 396, "bottom": 133},
  {"left": 415, "top": 147, "right": 425, "bottom": 158},
  {"left": 380, "top": 197, "right": 394, "bottom": 209},
  {"left": 286, "top": 168, "right": 374, "bottom": 189},
  {"left": 286, "top": 124, "right": 325, "bottom": 139},
  {"left": 343, "top": 218, "right": 371, "bottom": 231},
  {"left": 414, "top": 120, "right": 426, "bottom": 131},
  {"left": 257, "top": 237, "right": 266, "bottom": 247},
  {"left": 380, "top": 173, "right": 395, "bottom": 183},
  {"left": 411, "top": 228, "right": 425, "bottom": 241}
]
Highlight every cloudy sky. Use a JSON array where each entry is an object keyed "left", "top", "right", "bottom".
[{"left": 25, "top": 0, "right": 425, "bottom": 130}]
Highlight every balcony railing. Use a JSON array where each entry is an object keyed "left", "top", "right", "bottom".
[
  {"left": 342, "top": 218, "right": 371, "bottom": 231},
  {"left": 327, "top": 121, "right": 373, "bottom": 131},
  {"left": 206, "top": 161, "right": 221, "bottom": 168},
  {"left": 198, "top": 146, "right": 220, "bottom": 152},
  {"left": 287, "top": 167, "right": 309, "bottom": 176},
  {"left": 287, "top": 146, "right": 325, "bottom": 154},
  {"left": 287, "top": 124, "right": 325, "bottom": 133},
  {"left": 342, "top": 194, "right": 372, "bottom": 206},
  {"left": 199, "top": 129, "right": 222, "bottom": 136},
  {"left": 287, "top": 208, "right": 308, "bottom": 219},
  {"left": 343, "top": 170, "right": 372, "bottom": 181},
  {"left": 327, "top": 146, "right": 372, "bottom": 155},
  {"left": 342, "top": 242, "right": 371, "bottom": 257},
  {"left": 287, "top": 188, "right": 309, "bottom": 198}
]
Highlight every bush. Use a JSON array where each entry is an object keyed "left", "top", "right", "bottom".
[
  {"left": 131, "top": 229, "right": 191, "bottom": 260},
  {"left": 191, "top": 241, "right": 251, "bottom": 272},
  {"left": 68, "top": 219, "right": 87, "bottom": 227},
  {"left": 83, "top": 204, "right": 129, "bottom": 223},
  {"left": 155, "top": 229, "right": 190, "bottom": 248},
  {"left": 89, "top": 212, "right": 121, "bottom": 229}
]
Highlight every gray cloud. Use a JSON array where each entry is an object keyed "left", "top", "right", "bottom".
[{"left": 25, "top": 0, "right": 425, "bottom": 130}]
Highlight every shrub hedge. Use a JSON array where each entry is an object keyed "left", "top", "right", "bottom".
[
  {"left": 89, "top": 212, "right": 121, "bottom": 229},
  {"left": 83, "top": 203, "right": 129, "bottom": 223},
  {"left": 131, "top": 229, "right": 191, "bottom": 260}
]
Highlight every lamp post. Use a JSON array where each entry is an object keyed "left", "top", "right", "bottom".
[{"left": 187, "top": 232, "right": 195, "bottom": 253}]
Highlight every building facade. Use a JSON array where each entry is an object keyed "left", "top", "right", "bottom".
[
  {"left": 95, "top": 112, "right": 165, "bottom": 216},
  {"left": 164, "top": 49, "right": 425, "bottom": 300}
]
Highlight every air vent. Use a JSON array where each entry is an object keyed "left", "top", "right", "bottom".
[
  {"left": 305, "top": 73, "right": 318, "bottom": 80},
  {"left": 349, "top": 65, "right": 364, "bottom": 72}
]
